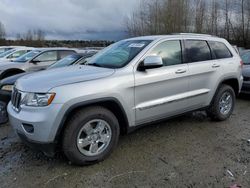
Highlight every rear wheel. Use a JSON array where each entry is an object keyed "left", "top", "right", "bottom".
[
  {"left": 207, "top": 84, "right": 235, "bottom": 121},
  {"left": 62, "top": 106, "right": 120, "bottom": 165}
]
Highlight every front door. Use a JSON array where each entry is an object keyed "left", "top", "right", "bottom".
[{"left": 134, "top": 40, "right": 189, "bottom": 125}]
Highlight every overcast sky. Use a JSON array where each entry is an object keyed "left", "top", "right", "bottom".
[{"left": 0, "top": 0, "right": 138, "bottom": 41}]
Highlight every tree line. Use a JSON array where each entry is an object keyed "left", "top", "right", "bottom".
[
  {"left": 0, "top": 21, "right": 113, "bottom": 47},
  {"left": 125, "top": 0, "right": 250, "bottom": 48}
]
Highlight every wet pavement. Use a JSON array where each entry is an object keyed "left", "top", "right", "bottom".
[{"left": 0, "top": 97, "right": 250, "bottom": 188}]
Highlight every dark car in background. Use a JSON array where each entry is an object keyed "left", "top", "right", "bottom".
[
  {"left": 0, "top": 52, "right": 96, "bottom": 124},
  {"left": 240, "top": 51, "right": 250, "bottom": 94}
]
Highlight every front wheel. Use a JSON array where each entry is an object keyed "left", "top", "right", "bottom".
[
  {"left": 207, "top": 84, "right": 236, "bottom": 121},
  {"left": 62, "top": 106, "right": 120, "bottom": 165}
]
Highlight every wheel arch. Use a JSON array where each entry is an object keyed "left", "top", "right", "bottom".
[
  {"left": 210, "top": 77, "right": 239, "bottom": 106},
  {"left": 55, "top": 98, "right": 130, "bottom": 143},
  {"left": 219, "top": 78, "right": 239, "bottom": 96},
  {"left": 0, "top": 69, "right": 25, "bottom": 80}
]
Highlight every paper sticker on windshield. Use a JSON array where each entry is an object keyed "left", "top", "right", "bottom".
[{"left": 128, "top": 43, "right": 145, "bottom": 48}]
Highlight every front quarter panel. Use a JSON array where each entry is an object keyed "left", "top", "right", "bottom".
[{"left": 48, "top": 68, "right": 135, "bottom": 140}]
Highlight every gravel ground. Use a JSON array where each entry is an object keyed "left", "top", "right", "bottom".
[{"left": 0, "top": 96, "right": 250, "bottom": 188}]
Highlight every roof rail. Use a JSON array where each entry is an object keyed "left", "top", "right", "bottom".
[{"left": 171, "top": 33, "right": 217, "bottom": 37}]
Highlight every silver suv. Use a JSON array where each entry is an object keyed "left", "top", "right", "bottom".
[{"left": 8, "top": 34, "right": 243, "bottom": 165}]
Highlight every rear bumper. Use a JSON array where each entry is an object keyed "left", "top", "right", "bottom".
[{"left": 17, "top": 131, "right": 56, "bottom": 156}]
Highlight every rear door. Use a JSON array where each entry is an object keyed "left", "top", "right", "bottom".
[
  {"left": 27, "top": 50, "right": 58, "bottom": 72},
  {"left": 134, "top": 40, "right": 189, "bottom": 124},
  {"left": 185, "top": 40, "right": 222, "bottom": 108}
]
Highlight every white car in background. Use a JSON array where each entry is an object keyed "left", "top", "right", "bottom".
[
  {"left": 0, "top": 46, "right": 27, "bottom": 55},
  {"left": 0, "top": 47, "right": 34, "bottom": 62}
]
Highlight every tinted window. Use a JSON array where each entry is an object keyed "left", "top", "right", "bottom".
[
  {"left": 185, "top": 40, "right": 211, "bottom": 62},
  {"left": 34, "top": 51, "right": 57, "bottom": 62},
  {"left": 149, "top": 40, "right": 182, "bottom": 66},
  {"left": 208, "top": 41, "right": 232, "bottom": 59},
  {"left": 59, "top": 50, "right": 76, "bottom": 59}
]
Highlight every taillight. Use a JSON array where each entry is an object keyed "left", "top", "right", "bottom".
[{"left": 240, "top": 60, "right": 244, "bottom": 68}]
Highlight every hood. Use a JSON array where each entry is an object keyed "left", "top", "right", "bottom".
[
  {"left": 0, "top": 61, "right": 23, "bottom": 71},
  {"left": 242, "top": 65, "right": 250, "bottom": 77},
  {"left": 16, "top": 65, "right": 115, "bottom": 92}
]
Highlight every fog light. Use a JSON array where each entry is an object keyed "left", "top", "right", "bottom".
[{"left": 22, "top": 123, "right": 34, "bottom": 133}]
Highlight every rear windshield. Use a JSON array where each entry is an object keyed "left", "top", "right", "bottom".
[
  {"left": 49, "top": 54, "right": 82, "bottom": 69},
  {"left": 242, "top": 52, "right": 250, "bottom": 65}
]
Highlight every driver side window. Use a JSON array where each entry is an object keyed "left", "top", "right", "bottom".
[
  {"left": 149, "top": 40, "right": 182, "bottom": 66},
  {"left": 33, "top": 51, "right": 57, "bottom": 62}
]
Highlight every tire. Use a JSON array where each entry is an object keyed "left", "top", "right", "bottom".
[
  {"left": 207, "top": 84, "right": 235, "bottom": 121},
  {"left": 62, "top": 106, "right": 120, "bottom": 165}
]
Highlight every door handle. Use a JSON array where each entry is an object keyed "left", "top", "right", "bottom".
[
  {"left": 212, "top": 64, "right": 220, "bottom": 68},
  {"left": 175, "top": 69, "right": 187, "bottom": 74}
]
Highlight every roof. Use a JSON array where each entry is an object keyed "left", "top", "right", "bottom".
[
  {"left": 126, "top": 33, "right": 223, "bottom": 41},
  {"left": 37, "top": 47, "right": 76, "bottom": 51}
]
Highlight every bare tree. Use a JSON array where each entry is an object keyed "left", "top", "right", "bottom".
[
  {"left": 194, "top": 0, "right": 206, "bottom": 33},
  {"left": 25, "top": 30, "right": 34, "bottom": 41},
  {"left": 0, "top": 21, "right": 6, "bottom": 40},
  {"left": 124, "top": 0, "right": 250, "bottom": 47}
]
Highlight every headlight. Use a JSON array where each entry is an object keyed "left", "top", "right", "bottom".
[
  {"left": 21, "top": 93, "right": 56, "bottom": 107},
  {"left": 1, "top": 85, "right": 14, "bottom": 91}
]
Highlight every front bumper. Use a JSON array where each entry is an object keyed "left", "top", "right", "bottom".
[
  {"left": 17, "top": 130, "right": 56, "bottom": 157},
  {"left": 7, "top": 102, "right": 64, "bottom": 143},
  {"left": 241, "top": 81, "right": 250, "bottom": 94}
]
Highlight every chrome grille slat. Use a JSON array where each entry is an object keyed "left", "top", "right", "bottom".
[{"left": 11, "top": 88, "right": 22, "bottom": 111}]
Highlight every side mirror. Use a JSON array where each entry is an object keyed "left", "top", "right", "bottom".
[
  {"left": 31, "top": 59, "right": 40, "bottom": 64},
  {"left": 138, "top": 55, "right": 163, "bottom": 71}
]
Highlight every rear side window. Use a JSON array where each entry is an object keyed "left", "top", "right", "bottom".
[
  {"left": 208, "top": 41, "right": 232, "bottom": 59},
  {"left": 59, "top": 50, "right": 76, "bottom": 59},
  {"left": 185, "top": 40, "right": 211, "bottom": 63},
  {"left": 149, "top": 40, "right": 182, "bottom": 66}
]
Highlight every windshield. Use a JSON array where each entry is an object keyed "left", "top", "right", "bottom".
[
  {"left": 241, "top": 52, "right": 250, "bottom": 65},
  {"left": 0, "top": 49, "right": 16, "bottom": 58},
  {"left": 15, "top": 50, "right": 41, "bottom": 63},
  {"left": 87, "top": 40, "right": 152, "bottom": 68},
  {"left": 49, "top": 54, "right": 82, "bottom": 69},
  {"left": 0, "top": 48, "right": 12, "bottom": 54}
]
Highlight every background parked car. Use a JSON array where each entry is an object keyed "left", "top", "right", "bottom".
[
  {"left": 0, "top": 52, "right": 96, "bottom": 124},
  {"left": 0, "top": 47, "right": 34, "bottom": 62},
  {"left": 240, "top": 51, "right": 250, "bottom": 94},
  {"left": 0, "top": 48, "right": 77, "bottom": 80},
  {"left": 0, "top": 46, "right": 28, "bottom": 55}
]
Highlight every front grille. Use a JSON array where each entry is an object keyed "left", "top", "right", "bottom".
[
  {"left": 11, "top": 88, "right": 22, "bottom": 111},
  {"left": 243, "top": 76, "right": 250, "bottom": 81}
]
